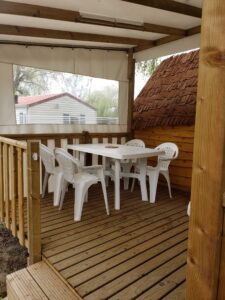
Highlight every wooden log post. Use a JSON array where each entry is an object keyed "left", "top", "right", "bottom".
[
  {"left": 186, "top": 1, "right": 225, "bottom": 299},
  {"left": 27, "top": 141, "right": 41, "bottom": 264},
  {"left": 127, "top": 49, "right": 135, "bottom": 134}
]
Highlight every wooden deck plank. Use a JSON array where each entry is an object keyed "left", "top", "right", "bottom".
[
  {"left": 55, "top": 209, "right": 187, "bottom": 275},
  {"left": 81, "top": 247, "right": 187, "bottom": 299},
  {"left": 136, "top": 265, "right": 186, "bottom": 300},
  {"left": 49, "top": 210, "right": 188, "bottom": 270},
  {"left": 42, "top": 197, "right": 176, "bottom": 247},
  {"left": 43, "top": 202, "right": 186, "bottom": 258},
  {"left": 162, "top": 281, "right": 186, "bottom": 299},
  {"left": 69, "top": 228, "right": 188, "bottom": 290},
  {"left": 7, "top": 269, "right": 48, "bottom": 300},
  {"left": 6, "top": 262, "right": 81, "bottom": 300},
  {"left": 40, "top": 185, "right": 188, "bottom": 300},
  {"left": 27, "top": 262, "right": 80, "bottom": 300}
]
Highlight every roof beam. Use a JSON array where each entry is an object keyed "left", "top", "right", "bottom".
[
  {"left": 122, "top": 0, "right": 202, "bottom": 18},
  {"left": 0, "top": 40, "right": 129, "bottom": 51},
  {"left": 0, "top": 1, "right": 185, "bottom": 36},
  {"left": 134, "top": 25, "right": 201, "bottom": 52},
  {"left": 0, "top": 24, "right": 154, "bottom": 47}
]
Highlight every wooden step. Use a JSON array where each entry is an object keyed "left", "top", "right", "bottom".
[{"left": 6, "top": 261, "right": 81, "bottom": 300}]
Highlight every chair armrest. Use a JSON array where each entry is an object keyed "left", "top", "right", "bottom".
[{"left": 82, "top": 165, "right": 103, "bottom": 171}]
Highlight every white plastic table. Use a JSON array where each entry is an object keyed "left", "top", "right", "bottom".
[{"left": 67, "top": 143, "right": 164, "bottom": 210}]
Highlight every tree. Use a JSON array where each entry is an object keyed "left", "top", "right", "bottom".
[
  {"left": 87, "top": 85, "right": 118, "bottom": 117},
  {"left": 136, "top": 58, "right": 160, "bottom": 78},
  {"left": 13, "top": 65, "right": 51, "bottom": 95}
]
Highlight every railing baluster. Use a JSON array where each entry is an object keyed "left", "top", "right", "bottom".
[
  {"left": 17, "top": 147, "right": 24, "bottom": 246},
  {"left": 3, "top": 143, "right": 10, "bottom": 228},
  {"left": 10, "top": 145, "right": 17, "bottom": 236}
]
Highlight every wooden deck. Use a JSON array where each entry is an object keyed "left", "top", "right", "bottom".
[{"left": 41, "top": 184, "right": 189, "bottom": 300}]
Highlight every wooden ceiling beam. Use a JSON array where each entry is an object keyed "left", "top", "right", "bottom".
[
  {"left": 0, "top": 0, "right": 81, "bottom": 22},
  {"left": 0, "top": 1, "right": 185, "bottom": 36},
  {"left": 134, "top": 25, "right": 201, "bottom": 52},
  {"left": 122, "top": 0, "right": 202, "bottom": 18},
  {"left": 0, "top": 40, "right": 129, "bottom": 51},
  {"left": 0, "top": 24, "right": 154, "bottom": 46}
]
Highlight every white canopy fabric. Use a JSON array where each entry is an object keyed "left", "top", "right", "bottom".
[
  {"left": 0, "top": 45, "right": 129, "bottom": 131},
  {"left": 0, "top": 45, "right": 128, "bottom": 81},
  {"left": 0, "top": 63, "right": 16, "bottom": 125}
]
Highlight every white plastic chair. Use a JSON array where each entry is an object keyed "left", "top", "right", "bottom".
[
  {"left": 40, "top": 144, "right": 63, "bottom": 206},
  {"left": 108, "top": 139, "right": 145, "bottom": 189},
  {"left": 187, "top": 201, "right": 191, "bottom": 216},
  {"left": 122, "top": 139, "right": 145, "bottom": 189},
  {"left": 55, "top": 148, "right": 109, "bottom": 221},
  {"left": 147, "top": 142, "right": 179, "bottom": 203}
]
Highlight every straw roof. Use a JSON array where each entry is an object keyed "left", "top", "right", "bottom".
[{"left": 133, "top": 50, "right": 199, "bottom": 129}]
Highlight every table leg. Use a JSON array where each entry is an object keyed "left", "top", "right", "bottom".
[
  {"left": 80, "top": 152, "right": 86, "bottom": 166},
  {"left": 114, "top": 159, "right": 121, "bottom": 210},
  {"left": 139, "top": 157, "right": 148, "bottom": 201}
]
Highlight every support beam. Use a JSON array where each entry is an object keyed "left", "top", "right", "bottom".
[
  {"left": 127, "top": 49, "right": 135, "bottom": 132},
  {"left": 0, "top": 24, "right": 153, "bottom": 47},
  {"left": 122, "top": 0, "right": 202, "bottom": 18},
  {"left": 186, "top": 0, "right": 225, "bottom": 299},
  {"left": 0, "top": 1, "right": 186, "bottom": 37},
  {"left": 134, "top": 25, "right": 201, "bottom": 52}
]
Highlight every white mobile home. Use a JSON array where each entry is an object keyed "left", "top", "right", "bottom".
[{"left": 15, "top": 92, "right": 97, "bottom": 124}]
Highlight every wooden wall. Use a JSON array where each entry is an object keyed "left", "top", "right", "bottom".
[{"left": 134, "top": 125, "right": 195, "bottom": 191}]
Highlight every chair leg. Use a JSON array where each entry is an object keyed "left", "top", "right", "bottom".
[
  {"left": 161, "top": 170, "right": 172, "bottom": 198},
  {"left": 98, "top": 169, "right": 109, "bottom": 215},
  {"left": 84, "top": 191, "right": 88, "bottom": 203},
  {"left": 53, "top": 172, "right": 63, "bottom": 206},
  {"left": 122, "top": 163, "right": 132, "bottom": 190},
  {"left": 74, "top": 183, "right": 93, "bottom": 221},
  {"left": 131, "top": 178, "right": 136, "bottom": 192},
  {"left": 42, "top": 171, "right": 49, "bottom": 198},
  {"left": 148, "top": 170, "right": 159, "bottom": 203},
  {"left": 59, "top": 179, "right": 68, "bottom": 210}
]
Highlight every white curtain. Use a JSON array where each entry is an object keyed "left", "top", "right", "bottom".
[
  {"left": 0, "top": 45, "right": 128, "bottom": 81},
  {"left": 0, "top": 63, "right": 16, "bottom": 125}
]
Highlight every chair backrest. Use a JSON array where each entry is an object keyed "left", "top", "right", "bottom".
[
  {"left": 155, "top": 142, "right": 179, "bottom": 170},
  {"left": 40, "top": 144, "right": 55, "bottom": 174},
  {"left": 125, "top": 139, "right": 145, "bottom": 148},
  {"left": 54, "top": 148, "right": 82, "bottom": 183}
]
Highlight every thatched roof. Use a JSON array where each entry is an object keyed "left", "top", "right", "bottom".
[{"left": 133, "top": 50, "right": 199, "bottom": 129}]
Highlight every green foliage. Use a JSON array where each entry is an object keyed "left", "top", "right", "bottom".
[
  {"left": 87, "top": 85, "right": 118, "bottom": 117},
  {"left": 136, "top": 58, "right": 160, "bottom": 78}
]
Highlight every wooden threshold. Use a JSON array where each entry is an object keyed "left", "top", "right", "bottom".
[{"left": 6, "top": 261, "right": 80, "bottom": 300}]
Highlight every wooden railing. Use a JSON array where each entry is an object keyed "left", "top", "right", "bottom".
[
  {"left": 0, "top": 131, "right": 130, "bottom": 264},
  {"left": 0, "top": 137, "right": 41, "bottom": 264}
]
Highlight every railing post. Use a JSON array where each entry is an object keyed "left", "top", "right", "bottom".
[{"left": 27, "top": 140, "right": 41, "bottom": 264}]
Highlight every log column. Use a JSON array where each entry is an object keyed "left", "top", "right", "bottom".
[{"left": 186, "top": 1, "right": 225, "bottom": 299}]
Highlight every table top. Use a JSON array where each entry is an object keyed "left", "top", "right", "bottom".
[{"left": 67, "top": 143, "right": 164, "bottom": 160}]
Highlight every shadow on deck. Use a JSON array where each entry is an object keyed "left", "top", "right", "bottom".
[{"left": 41, "top": 184, "right": 190, "bottom": 300}]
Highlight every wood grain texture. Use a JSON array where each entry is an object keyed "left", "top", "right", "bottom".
[
  {"left": 0, "top": 1, "right": 186, "bottom": 37},
  {"left": 40, "top": 184, "right": 189, "bottom": 299},
  {"left": 135, "top": 125, "right": 194, "bottom": 190},
  {"left": 122, "top": 0, "right": 202, "bottom": 18},
  {"left": 186, "top": 1, "right": 225, "bottom": 299},
  {"left": 0, "top": 24, "right": 153, "bottom": 47},
  {"left": 27, "top": 141, "right": 41, "bottom": 264}
]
